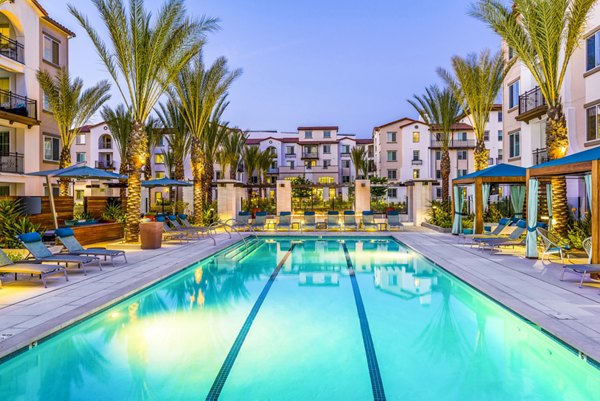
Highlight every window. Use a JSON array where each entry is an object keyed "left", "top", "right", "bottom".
[
  {"left": 458, "top": 132, "right": 467, "bottom": 141},
  {"left": 508, "top": 46, "right": 514, "bottom": 60},
  {"left": 324, "top": 130, "right": 331, "bottom": 138},
  {"left": 457, "top": 150, "right": 467, "bottom": 160},
  {"left": 43, "top": 136, "right": 60, "bottom": 161},
  {"left": 76, "top": 152, "right": 86, "bottom": 162},
  {"left": 319, "top": 176, "right": 335, "bottom": 184},
  {"left": 498, "top": 149, "right": 503, "bottom": 162},
  {"left": 458, "top": 169, "right": 468, "bottom": 177},
  {"left": 341, "top": 144, "right": 350, "bottom": 154},
  {"left": 483, "top": 131, "right": 490, "bottom": 141},
  {"left": 387, "top": 188, "right": 397, "bottom": 198},
  {"left": 216, "top": 171, "right": 221, "bottom": 180},
  {"left": 342, "top": 176, "right": 350, "bottom": 183},
  {"left": 509, "top": 80, "right": 520, "bottom": 109},
  {"left": 155, "top": 191, "right": 163, "bottom": 203},
  {"left": 76, "top": 134, "right": 86, "bottom": 145},
  {"left": 509, "top": 131, "right": 520, "bottom": 158},
  {"left": 387, "top": 132, "right": 397, "bottom": 143},
  {"left": 435, "top": 151, "right": 441, "bottom": 161},
  {"left": 387, "top": 169, "right": 397, "bottom": 180},
  {"left": 304, "top": 131, "right": 313, "bottom": 139},
  {"left": 412, "top": 131, "right": 420, "bottom": 143},
  {"left": 387, "top": 150, "right": 397, "bottom": 162},
  {"left": 498, "top": 112, "right": 503, "bottom": 122},
  {"left": 489, "top": 157, "right": 494, "bottom": 165},
  {"left": 288, "top": 160, "right": 295, "bottom": 169},
  {"left": 413, "top": 169, "right": 420, "bottom": 179},
  {"left": 342, "top": 160, "right": 351, "bottom": 168},
  {"left": 75, "top": 190, "right": 84, "bottom": 201},
  {"left": 155, "top": 171, "right": 166, "bottom": 179},
  {"left": 154, "top": 153, "right": 165, "bottom": 164},
  {"left": 587, "top": 31, "right": 600, "bottom": 71},
  {"left": 43, "top": 35, "right": 60, "bottom": 65},
  {"left": 285, "top": 145, "right": 295, "bottom": 155},
  {"left": 413, "top": 150, "right": 420, "bottom": 161},
  {"left": 497, "top": 130, "right": 503, "bottom": 141},
  {"left": 43, "top": 93, "right": 52, "bottom": 112},
  {"left": 586, "top": 105, "right": 600, "bottom": 141},
  {"left": 323, "top": 144, "right": 331, "bottom": 154},
  {"left": 436, "top": 188, "right": 442, "bottom": 198},
  {"left": 251, "top": 175, "right": 259, "bottom": 184},
  {"left": 305, "top": 160, "right": 316, "bottom": 169},
  {"left": 435, "top": 170, "right": 441, "bottom": 179},
  {"left": 0, "top": 131, "right": 8, "bottom": 155},
  {"left": 323, "top": 159, "right": 331, "bottom": 168}
]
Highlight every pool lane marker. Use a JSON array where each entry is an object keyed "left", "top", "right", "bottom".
[
  {"left": 342, "top": 243, "right": 387, "bottom": 401},
  {"left": 205, "top": 244, "right": 296, "bottom": 401}
]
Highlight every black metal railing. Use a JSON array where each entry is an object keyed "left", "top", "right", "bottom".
[
  {"left": 0, "top": 152, "right": 24, "bottom": 173},
  {"left": 95, "top": 160, "right": 114, "bottom": 169},
  {"left": 519, "top": 86, "right": 546, "bottom": 115},
  {"left": 98, "top": 142, "right": 112, "bottom": 150},
  {"left": 0, "top": 90, "right": 37, "bottom": 120},
  {"left": 532, "top": 148, "right": 548, "bottom": 166},
  {"left": 430, "top": 139, "right": 476, "bottom": 148},
  {"left": 412, "top": 159, "right": 423, "bottom": 165},
  {"left": 0, "top": 34, "right": 24, "bottom": 64}
]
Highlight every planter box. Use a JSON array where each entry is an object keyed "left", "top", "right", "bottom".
[
  {"left": 71, "top": 222, "right": 124, "bottom": 245},
  {"left": 421, "top": 222, "right": 452, "bottom": 233}
]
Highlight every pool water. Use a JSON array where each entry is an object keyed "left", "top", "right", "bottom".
[{"left": 1, "top": 237, "right": 599, "bottom": 401}]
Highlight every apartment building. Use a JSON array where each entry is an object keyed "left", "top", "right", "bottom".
[{"left": 0, "top": 0, "right": 73, "bottom": 196}]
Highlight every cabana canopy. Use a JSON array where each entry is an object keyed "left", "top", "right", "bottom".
[
  {"left": 453, "top": 163, "right": 526, "bottom": 184},
  {"left": 142, "top": 178, "right": 191, "bottom": 188}
]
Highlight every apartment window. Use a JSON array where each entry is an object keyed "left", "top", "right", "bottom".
[
  {"left": 324, "top": 130, "right": 331, "bottom": 138},
  {"left": 413, "top": 169, "right": 420, "bottom": 179},
  {"left": 458, "top": 169, "right": 468, "bottom": 177},
  {"left": 387, "top": 150, "right": 397, "bottom": 162},
  {"left": 251, "top": 175, "right": 259, "bottom": 184},
  {"left": 509, "top": 131, "right": 520, "bottom": 158},
  {"left": 155, "top": 171, "right": 166, "bottom": 179},
  {"left": 498, "top": 112, "right": 503, "bottom": 122},
  {"left": 75, "top": 134, "right": 86, "bottom": 145},
  {"left": 342, "top": 160, "right": 351, "bottom": 168},
  {"left": 412, "top": 131, "right": 420, "bottom": 143},
  {"left": 43, "top": 93, "right": 52, "bottom": 112},
  {"left": 155, "top": 153, "right": 165, "bottom": 164},
  {"left": 586, "top": 105, "right": 600, "bottom": 141},
  {"left": 387, "top": 169, "right": 397, "bottom": 180},
  {"left": 0, "top": 131, "right": 8, "bottom": 155},
  {"left": 342, "top": 176, "right": 350, "bottom": 183},
  {"left": 323, "top": 159, "right": 331, "bottom": 168},
  {"left": 489, "top": 157, "right": 494, "bottom": 165},
  {"left": 498, "top": 149, "right": 503, "bottom": 162},
  {"left": 75, "top": 190, "right": 84, "bottom": 201},
  {"left": 43, "top": 136, "right": 60, "bottom": 161},
  {"left": 288, "top": 160, "right": 295, "bottom": 169},
  {"left": 285, "top": 145, "right": 295, "bottom": 155},
  {"left": 319, "top": 176, "right": 335, "bottom": 184},
  {"left": 155, "top": 191, "right": 163, "bottom": 203},
  {"left": 323, "top": 144, "right": 331, "bottom": 154},
  {"left": 436, "top": 188, "right": 442, "bottom": 198},
  {"left": 387, "top": 188, "right": 397, "bottom": 198},
  {"left": 587, "top": 31, "right": 600, "bottom": 71},
  {"left": 413, "top": 150, "right": 420, "bottom": 161},
  {"left": 43, "top": 35, "right": 60, "bottom": 65},
  {"left": 341, "top": 144, "right": 350, "bottom": 154},
  {"left": 76, "top": 152, "right": 86, "bottom": 163},
  {"left": 457, "top": 150, "right": 467, "bottom": 160},
  {"left": 216, "top": 171, "right": 221, "bottom": 180},
  {"left": 435, "top": 151, "right": 441, "bottom": 161},
  {"left": 435, "top": 170, "right": 441, "bottom": 179},
  {"left": 304, "top": 131, "right": 313, "bottom": 139},
  {"left": 458, "top": 132, "right": 467, "bottom": 141},
  {"left": 508, "top": 80, "right": 520, "bottom": 109},
  {"left": 387, "top": 132, "right": 397, "bottom": 143},
  {"left": 483, "top": 131, "right": 490, "bottom": 141},
  {"left": 497, "top": 130, "right": 503, "bottom": 141},
  {"left": 305, "top": 160, "right": 316, "bottom": 169},
  {"left": 508, "top": 46, "right": 514, "bottom": 60}
]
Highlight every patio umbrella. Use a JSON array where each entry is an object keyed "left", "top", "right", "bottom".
[
  {"left": 141, "top": 178, "right": 191, "bottom": 214},
  {"left": 28, "top": 165, "right": 127, "bottom": 229}
]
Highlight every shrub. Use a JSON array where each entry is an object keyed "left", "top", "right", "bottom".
[
  {"left": 0, "top": 199, "right": 44, "bottom": 249},
  {"left": 567, "top": 212, "right": 592, "bottom": 249},
  {"left": 426, "top": 200, "right": 453, "bottom": 228},
  {"left": 102, "top": 203, "right": 126, "bottom": 223},
  {"left": 483, "top": 203, "right": 503, "bottom": 223}
]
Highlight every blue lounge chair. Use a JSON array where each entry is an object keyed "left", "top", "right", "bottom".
[
  {"left": 343, "top": 211, "right": 357, "bottom": 231},
  {"left": 0, "top": 249, "right": 68, "bottom": 288},
  {"left": 276, "top": 212, "right": 292, "bottom": 231},
  {"left": 361, "top": 211, "right": 378, "bottom": 231},
  {"left": 55, "top": 228, "right": 127, "bottom": 266},
  {"left": 230, "top": 211, "right": 251, "bottom": 231},
  {"left": 302, "top": 211, "right": 316, "bottom": 232},
  {"left": 251, "top": 211, "right": 268, "bottom": 231},
  {"left": 560, "top": 237, "right": 600, "bottom": 287},
  {"left": 387, "top": 211, "right": 404, "bottom": 231},
  {"left": 327, "top": 211, "right": 340, "bottom": 231}
]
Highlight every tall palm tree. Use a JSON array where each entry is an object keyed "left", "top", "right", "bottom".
[
  {"left": 408, "top": 86, "right": 462, "bottom": 203},
  {"left": 350, "top": 146, "right": 368, "bottom": 180},
  {"left": 257, "top": 148, "right": 275, "bottom": 199},
  {"left": 101, "top": 104, "right": 132, "bottom": 201},
  {"left": 242, "top": 145, "right": 261, "bottom": 209},
  {"left": 144, "top": 116, "right": 161, "bottom": 180},
  {"left": 202, "top": 98, "right": 230, "bottom": 206},
  {"left": 37, "top": 68, "right": 111, "bottom": 195},
  {"left": 169, "top": 55, "right": 241, "bottom": 222},
  {"left": 438, "top": 49, "right": 512, "bottom": 171},
  {"left": 470, "top": 0, "right": 598, "bottom": 235},
  {"left": 220, "top": 129, "right": 247, "bottom": 180},
  {"left": 156, "top": 100, "right": 190, "bottom": 181},
  {"left": 70, "top": 0, "right": 215, "bottom": 241}
]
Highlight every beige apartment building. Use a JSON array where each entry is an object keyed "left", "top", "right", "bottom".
[{"left": 0, "top": 0, "right": 73, "bottom": 196}]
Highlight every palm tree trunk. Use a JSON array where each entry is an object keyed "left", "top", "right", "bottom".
[
  {"left": 125, "top": 122, "right": 147, "bottom": 242},
  {"left": 473, "top": 139, "right": 489, "bottom": 171},
  {"left": 174, "top": 158, "right": 185, "bottom": 181},
  {"left": 546, "top": 107, "right": 570, "bottom": 237},
  {"left": 441, "top": 149, "right": 451, "bottom": 203},
  {"left": 144, "top": 155, "right": 152, "bottom": 180},
  {"left": 191, "top": 139, "right": 205, "bottom": 224},
  {"left": 229, "top": 164, "right": 236, "bottom": 180},
  {"left": 119, "top": 163, "right": 127, "bottom": 205},
  {"left": 203, "top": 163, "right": 214, "bottom": 206},
  {"left": 58, "top": 146, "right": 72, "bottom": 196}
]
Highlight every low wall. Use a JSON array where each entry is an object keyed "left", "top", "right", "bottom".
[{"left": 71, "top": 222, "right": 124, "bottom": 245}]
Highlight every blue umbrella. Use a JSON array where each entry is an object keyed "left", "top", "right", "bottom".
[{"left": 142, "top": 178, "right": 191, "bottom": 214}]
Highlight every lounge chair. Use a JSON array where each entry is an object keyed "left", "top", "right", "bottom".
[
  {"left": 362, "top": 211, "right": 378, "bottom": 231},
  {"left": 473, "top": 219, "right": 526, "bottom": 244},
  {"left": 17, "top": 232, "right": 100, "bottom": 275},
  {"left": 302, "top": 211, "right": 316, "bottom": 232},
  {"left": 343, "top": 211, "right": 357, "bottom": 231},
  {"left": 461, "top": 218, "right": 512, "bottom": 244},
  {"left": 0, "top": 249, "right": 68, "bottom": 288},
  {"left": 55, "top": 228, "right": 127, "bottom": 266},
  {"left": 476, "top": 220, "right": 527, "bottom": 253},
  {"left": 156, "top": 216, "right": 195, "bottom": 241},
  {"left": 560, "top": 237, "right": 600, "bottom": 287},
  {"left": 327, "top": 211, "right": 341, "bottom": 231},
  {"left": 228, "top": 211, "right": 251, "bottom": 231},
  {"left": 276, "top": 212, "right": 292, "bottom": 231},
  {"left": 251, "top": 211, "right": 267, "bottom": 231},
  {"left": 167, "top": 215, "right": 210, "bottom": 238},
  {"left": 387, "top": 211, "right": 404, "bottom": 231},
  {"left": 537, "top": 227, "right": 572, "bottom": 264}
]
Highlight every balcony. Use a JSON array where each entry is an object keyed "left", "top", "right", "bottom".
[
  {"left": 0, "top": 152, "right": 24, "bottom": 173},
  {"left": 284, "top": 152, "right": 296, "bottom": 158},
  {"left": 430, "top": 139, "right": 476, "bottom": 149},
  {"left": 302, "top": 151, "right": 318, "bottom": 159},
  {"left": 0, "top": 90, "right": 38, "bottom": 126},
  {"left": 267, "top": 167, "right": 279, "bottom": 174},
  {"left": 95, "top": 160, "right": 115, "bottom": 170},
  {"left": 517, "top": 86, "right": 547, "bottom": 123},
  {"left": 279, "top": 164, "right": 339, "bottom": 175},
  {"left": 411, "top": 159, "right": 423, "bottom": 166},
  {"left": 99, "top": 143, "right": 113, "bottom": 150},
  {"left": 0, "top": 34, "right": 24, "bottom": 64},
  {"left": 532, "top": 148, "right": 548, "bottom": 166}
]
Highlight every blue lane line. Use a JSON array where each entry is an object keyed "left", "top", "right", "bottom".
[
  {"left": 342, "top": 243, "right": 387, "bottom": 401},
  {"left": 205, "top": 244, "right": 296, "bottom": 401}
]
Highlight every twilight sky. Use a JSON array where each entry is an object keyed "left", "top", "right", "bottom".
[{"left": 44, "top": 0, "right": 499, "bottom": 137}]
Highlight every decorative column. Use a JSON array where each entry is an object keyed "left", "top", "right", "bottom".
[
  {"left": 354, "top": 179, "right": 371, "bottom": 213},
  {"left": 217, "top": 179, "right": 244, "bottom": 222},
  {"left": 276, "top": 179, "right": 292, "bottom": 214},
  {"left": 407, "top": 179, "right": 434, "bottom": 226},
  {"left": 474, "top": 177, "right": 484, "bottom": 234}
]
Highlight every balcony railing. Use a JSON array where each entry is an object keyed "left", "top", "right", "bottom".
[
  {"left": 0, "top": 34, "right": 24, "bottom": 64},
  {"left": 279, "top": 165, "right": 339, "bottom": 174},
  {"left": 411, "top": 159, "right": 423, "bottom": 165},
  {"left": 284, "top": 152, "right": 296, "bottom": 158},
  {"left": 532, "top": 148, "right": 548, "bottom": 166},
  {"left": 98, "top": 142, "right": 113, "bottom": 150},
  {"left": 95, "top": 160, "right": 115, "bottom": 169},
  {"left": 0, "top": 90, "right": 37, "bottom": 120},
  {"left": 267, "top": 167, "right": 279, "bottom": 174},
  {"left": 302, "top": 152, "right": 318, "bottom": 159},
  {"left": 0, "top": 152, "right": 24, "bottom": 173},
  {"left": 430, "top": 139, "right": 476, "bottom": 148},
  {"left": 519, "top": 86, "right": 546, "bottom": 116}
]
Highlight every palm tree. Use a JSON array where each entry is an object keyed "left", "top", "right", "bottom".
[
  {"left": 202, "top": 98, "right": 231, "bottom": 206},
  {"left": 350, "top": 146, "right": 368, "bottom": 180},
  {"left": 144, "top": 116, "right": 161, "bottom": 180},
  {"left": 257, "top": 148, "right": 275, "bottom": 199},
  {"left": 470, "top": 0, "right": 599, "bottom": 235},
  {"left": 101, "top": 104, "right": 132, "bottom": 201},
  {"left": 438, "top": 49, "right": 512, "bottom": 171},
  {"left": 220, "top": 129, "right": 247, "bottom": 180},
  {"left": 241, "top": 145, "right": 261, "bottom": 209},
  {"left": 169, "top": 55, "right": 241, "bottom": 222},
  {"left": 70, "top": 0, "right": 216, "bottom": 241},
  {"left": 408, "top": 86, "right": 462, "bottom": 202},
  {"left": 37, "top": 68, "right": 111, "bottom": 195},
  {"left": 156, "top": 100, "right": 191, "bottom": 181}
]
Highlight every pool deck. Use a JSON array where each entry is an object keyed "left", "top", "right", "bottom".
[{"left": 1, "top": 228, "right": 600, "bottom": 364}]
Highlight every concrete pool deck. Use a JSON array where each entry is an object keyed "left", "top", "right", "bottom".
[{"left": 0, "top": 228, "right": 599, "bottom": 365}]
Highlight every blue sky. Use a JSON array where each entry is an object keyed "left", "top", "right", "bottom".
[{"left": 45, "top": 0, "right": 499, "bottom": 137}]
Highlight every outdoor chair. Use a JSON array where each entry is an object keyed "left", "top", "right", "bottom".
[
  {"left": 476, "top": 220, "right": 528, "bottom": 254},
  {"left": 362, "top": 211, "right": 378, "bottom": 231},
  {"left": 343, "top": 211, "right": 358, "bottom": 231},
  {"left": 559, "top": 237, "right": 600, "bottom": 287},
  {"left": 302, "top": 211, "right": 316, "bottom": 232},
  {"left": 251, "top": 211, "right": 268, "bottom": 231},
  {"left": 473, "top": 219, "right": 525, "bottom": 244},
  {"left": 167, "top": 215, "right": 208, "bottom": 239},
  {"left": 17, "top": 232, "right": 101, "bottom": 275},
  {"left": 0, "top": 249, "right": 68, "bottom": 288},
  {"left": 387, "top": 211, "right": 404, "bottom": 231},
  {"left": 55, "top": 228, "right": 127, "bottom": 266},
  {"left": 230, "top": 212, "right": 251, "bottom": 231},
  {"left": 460, "top": 218, "right": 512, "bottom": 245},
  {"left": 327, "top": 211, "right": 341, "bottom": 231},
  {"left": 156, "top": 216, "right": 195, "bottom": 242},
  {"left": 276, "top": 212, "right": 292, "bottom": 231},
  {"left": 537, "top": 227, "right": 572, "bottom": 264}
]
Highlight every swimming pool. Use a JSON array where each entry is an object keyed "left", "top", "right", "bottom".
[{"left": 0, "top": 237, "right": 599, "bottom": 400}]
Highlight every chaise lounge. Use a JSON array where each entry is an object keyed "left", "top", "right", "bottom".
[
  {"left": 0, "top": 249, "right": 68, "bottom": 288},
  {"left": 55, "top": 228, "right": 127, "bottom": 266}
]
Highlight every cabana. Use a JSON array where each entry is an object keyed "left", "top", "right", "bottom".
[
  {"left": 452, "top": 164, "right": 527, "bottom": 235},
  {"left": 526, "top": 146, "right": 599, "bottom": 263}
]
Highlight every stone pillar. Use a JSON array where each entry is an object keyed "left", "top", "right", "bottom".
[
  {"left": 407, "top": 180, "right": 434, "bottom": 226},
  {"left": 322, "top": 186, "right": 330, "bottom": 201},
  {"left": 276, "top": 179, "right": 292, "bottom": 214},
  {"left": 217, "top": 180, "right": 244, "bottom": 222},
  {"left": 355, "top": 179, "right": 371, "bottom": 213}
]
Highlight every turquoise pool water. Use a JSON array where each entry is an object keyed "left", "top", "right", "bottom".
[{"left": 1, "top": 237, "right": 599, "bottom": 400}]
